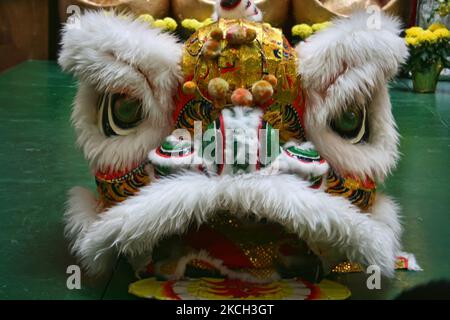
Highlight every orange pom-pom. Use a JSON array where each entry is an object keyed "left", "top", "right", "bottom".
[
  {"left": 203, "top": 39, "right": 221, "bottom": 59},
  {"left": 208, "top": 78, "right": 229, "bottom": 100},
  {"left": 231, "top": 88, "right": 253, "bottom": 106},
  {"left": 245, "top": 28, "right": 257, "bottom": 42},
  {"left": 263, "top": 74, "right": 278, "bottom": 88},
  {"left": 226, "top": 25, "right": 247, "bottom": 45},
  {"left": 252, "top": 80, "right": 274, "bottom": 104},
  {"left": 182, "top": 81, "right": 197, "bottom": 95},
  {"left": 210, "top": 28, "right": 224, "bottom": 41}
]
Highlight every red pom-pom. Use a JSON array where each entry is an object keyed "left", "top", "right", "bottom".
[{"left": 231, "top": 88, "right": 253, "bottom": 106}]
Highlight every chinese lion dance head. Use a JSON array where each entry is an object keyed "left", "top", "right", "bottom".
[{"left": 59, "top": 0, "right": 408, "bottom": 298}]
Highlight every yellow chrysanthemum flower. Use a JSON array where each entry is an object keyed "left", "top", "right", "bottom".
[
  {"left": 405, "top": 26, "right": 424, "bottom": 37},
  {"left": 150, "top": 18, "right": 178, "bottom": 31},
  {"left": 292, "top": 24, "right": 313, "bottom": 39},
  {"left": 163, "top": 17, "right": 178, "bottom": 32},
  {"left": 428, "top": 22, "right": 446, "bottom": 32},
  {"left": 312, "top": 21, "right": 331, "bottom": 32},
  {"left": 182, "top": 19, "right": 203, "bottom": 31},
  {"left": 434, "top": 27, "right": 450, "bottom": 39},
  {"left": 417, "top": 29, "right": 438, "bottom": 43},
  {"left": 152, "top": 19, "right": 166, "bottom": 29},
  {"left": 405, "top": 36, "right": 419, "bottom": 47},
  {"left": 137, "top": 14, "right": 155, "bottom": 25},
  {"left": 202, "top": 18, "right": 214, "bottom": 26},
  {"left": 438, "top": 4, "right": 450, "bottom": 17}
]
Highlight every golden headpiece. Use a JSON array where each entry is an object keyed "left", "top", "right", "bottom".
[{"left": 173, "top": 19, "right": 305, "bottom": 143}]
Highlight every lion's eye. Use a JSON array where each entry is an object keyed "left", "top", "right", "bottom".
[
  {"left": 330, "top": 106, "right": 367, "bottom": 144},
  {"left": 98, "top": 93, "right": 143, "bottom": 136},
  {"left": 112, "top": 94, "right": 142, "bottom": 127},
  {"left": 334, "top": 110, "right": 361, "bottom": 133}
]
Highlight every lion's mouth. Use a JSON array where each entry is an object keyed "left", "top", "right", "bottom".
[{"left": 150, "top": 211, "right": 324, "bottom": 283}]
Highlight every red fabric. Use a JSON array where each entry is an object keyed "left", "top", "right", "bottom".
[
  {"left": 303, "top": 279, "right": 321, "bottom": 300},
  {"left": 162, "top": 281, "right": 180, "bottom": 300},
  {"left": 172, "top": 76, "right": 194, "bottom": 123},
  {"left": 184, "top": 225, "right": 254, "bottom": 269},
  {"left": 409, "top": 0, "right": 418, "bottom": 27}
]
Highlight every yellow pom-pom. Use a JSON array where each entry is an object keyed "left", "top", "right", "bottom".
[
  {"left": 183, "top": 81, "right": 197, "bottom": 95},
  {"left": 252, "top": 80, "right": 274, "bottom": 104},
  {"left": 208, "top": 78, "right": 229, "bottom": 100},
  {"left": 292, "top": 24, "right": 313, "bottom": 39},
  {"left": 405, "top": 26, "right": 424, "bottom": 38},
  {"left": 231, "top": 88, "right": 253, "bottom": 106},
  {"left": 428, "top": 23, "right": 446, "bottom": 32}
]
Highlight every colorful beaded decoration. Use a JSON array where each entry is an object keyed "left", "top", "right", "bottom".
[
  {"left": 95, "top": 161, "right": 150, "bottom": 210},
  {"left": 326, "top": 170, "right": 376, "bottom": 211}
]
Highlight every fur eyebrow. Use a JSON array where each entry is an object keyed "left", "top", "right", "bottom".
[
  {"left": 321, "top": 62, "right": 349, "bottom": 98},
  {"left": 105, "top": 51, "right": 155, "bottom": 95}
]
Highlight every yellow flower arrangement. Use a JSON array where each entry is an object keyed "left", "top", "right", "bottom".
[
  {"left": 292, "top": 22, "right": 331, "bottom": 40},
  {"left": 405, "top": 36, "right": 419, "bottom": 47},
  {"left": 418, "top": 29, "right": 438, "bottom": 43},
  {"left": 203, "top": 18, "right": 214, "bottom": 27},
  {"left": 181, "top": 18, "right": 214, "bottom": 31},
  {"left": 405, "top": 24, "right": 450, "bottom": 45},
  {"left": 163, "top": 17, "right": 178, "bottom": 32},
  {"left": 154, "top": 17, "right": 178, "bottom": 32},
  {"left": 138, "top": 15, "right": 178, "bottom": 32},
  {"left": 311, "top": 22, "right": 332, "bottom": 32},
  {"left": 434, "top": 28, "right": 450, "bottom": 39},
  {"left": 405, "top": 26, "right": 424, "bottom": 37},
  {"left": 404, "top": 23, "right": 449, "bottom": 76},
  {"left": 437, "top": 1, "right": 450, "bottom": 17},
  {"left": 292, "top": 24, "right": 313, "bottom": 39},
  {"left": 138, "top": 14, "right": 154, "bottom": 24},
  {"left": 428, "top": 22, "right": 446, "bottom": 32}
]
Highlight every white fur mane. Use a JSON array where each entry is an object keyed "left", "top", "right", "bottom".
[
  {"left": 65, "top": 172, "right": 401, "bottom": 277},
  {"left": 297, "top": 12, "right": 408, "bottom": 181}
]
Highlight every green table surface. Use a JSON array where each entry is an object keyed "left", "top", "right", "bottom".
[{"left": 0, "top": 61, "right": 449, "bottom": 300}]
